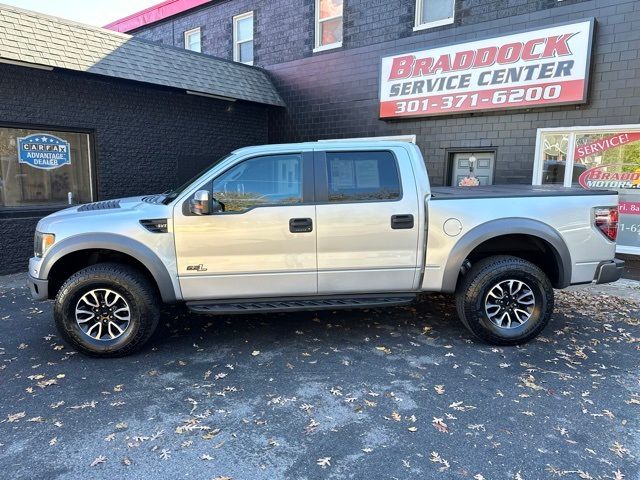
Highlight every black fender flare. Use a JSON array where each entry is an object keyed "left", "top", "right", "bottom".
[
  {"left": 441, "top": 218, "right": 572, "bottom": 293},
  {"left": 40, "top": 233, "right": 179, "bottom": 303}
]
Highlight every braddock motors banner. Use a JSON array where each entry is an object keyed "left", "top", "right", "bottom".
[
  {"left": 379, "top": 19, "right": 594, "bottom": 118},
  {"left": 576, "top": 131, "right": 640, "bottom": 250}
]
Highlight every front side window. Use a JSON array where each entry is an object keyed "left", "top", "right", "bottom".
[
  {"left": 315, "top": 0, "right": 343, "bottom": 50},
  {"left": 233, "top": 12, "right": 254, "bottom": 65},
  {"left": 212, "top": 154, "right": 302, "bottom": 212},
  {"left": 415, "top": 0, "right": 455, "bottom": 30},
  {"left": 325, "top": 151, "right": 401, "bottom": 202},
  {"left": 0, "top": 126, "right": 93, "bottom": 209},
  {"left": 184, "top": 27, "right": 202, "bottom": 53}
]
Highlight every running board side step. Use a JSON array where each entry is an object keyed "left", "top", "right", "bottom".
[{"left": 187, "top": 294, "right": 417, "bottom": 315}]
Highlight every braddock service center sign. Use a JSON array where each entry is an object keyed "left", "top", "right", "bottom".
[{"left": 379, "top": 19, "right": 594, "bottom": 118}]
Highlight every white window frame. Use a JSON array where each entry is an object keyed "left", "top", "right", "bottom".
[
  {"left": 184, "top": 27, "right": 202, "bottom": 53},
  {"left": 314, "top": 0, "right": 343, "bottom": 52},
  {"left": 414, "top": 0, "right": 455, "bottom": 31},
  {"left": 534, "top": 124, "right": 640, "bottom": 256},
  {"left": 233, "top": 11, "right": 254, "bottom": 65}
]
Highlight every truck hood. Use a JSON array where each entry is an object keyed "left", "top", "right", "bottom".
[{"left": 37, "top": 194, "right": 171, "bottom": 232}]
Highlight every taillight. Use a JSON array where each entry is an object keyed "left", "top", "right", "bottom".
[{"left": 594, "top": 206, "right": 619, "bottom": 242}]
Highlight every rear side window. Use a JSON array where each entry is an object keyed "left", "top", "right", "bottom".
[{"left": 325, "top": 151, "right": 401, "bottom": 202}]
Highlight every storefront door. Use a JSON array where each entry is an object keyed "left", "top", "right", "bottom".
[{"left": 451, "top": 152, "right": 495, "bottom": 186}]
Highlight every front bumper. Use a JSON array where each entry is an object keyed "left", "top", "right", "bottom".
[
  {"left": 27, "top": 274, "right": 49, "bottom": 300},
  {"left": 594, "top": 259, "right": 625, "bottom": 284}
]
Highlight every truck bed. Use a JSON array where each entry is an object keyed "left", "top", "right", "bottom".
[{"left": 430, "top": 185, "right": 617, "bottom": 200}]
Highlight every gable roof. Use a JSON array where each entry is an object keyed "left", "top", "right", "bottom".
[
  {"left": 0, "top": 3, "right": 285, "bottom": 107},
  {"left": 105, "top": 0, "right": 213, "bottom": 33}
]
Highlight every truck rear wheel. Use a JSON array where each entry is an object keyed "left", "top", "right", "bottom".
[
  {"left": 455, "top": 255, "right": 554, "bottom": 345},
  {"left": 54, "top": 263, "right": 160, "bottom": 357}
]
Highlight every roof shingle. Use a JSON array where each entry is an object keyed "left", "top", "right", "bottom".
[{"left": 0, "top": 3, "right": 285, "bottom": 107}]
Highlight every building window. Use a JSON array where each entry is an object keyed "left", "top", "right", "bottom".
[
  {"left": 184, "top": 27, "right": 202, "bottom": 53},
  {"left": 534, "top": 125, "right": 640, "bottom": 255},
  {"left": 314, "top": 0, "right": 343, "bottom": 52},
  {"left": 325, "top": 151, "right": 401, "bottom": 202},
  {"left": 415, "top": 0, "right": 455, "bottom": 31},
  {"left": 233, "top": 12, "right": 254, "bottom": 65},
  {"left": 0, "top": 126, "right": 93, "bottom": 210}
]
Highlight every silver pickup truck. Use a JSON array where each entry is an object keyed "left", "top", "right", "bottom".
[{"left": 27, "top": 141, "right": 624, "bottom": 357}]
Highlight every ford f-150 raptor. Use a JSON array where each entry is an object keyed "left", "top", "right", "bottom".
[{"left": 27, "top": 141, "right": 624, "bottom": 356}]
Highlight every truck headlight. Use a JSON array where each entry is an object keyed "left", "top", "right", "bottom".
[{"left": 34, "top": 232, "right": 55, "bottom": 258}]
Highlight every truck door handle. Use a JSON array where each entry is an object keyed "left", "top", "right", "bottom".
[
  {"left": 391, "top": 214, "right": 414, "bottom": 230},
  {"left": 289, "top": 217, "right": 313, "bottom": 233}
]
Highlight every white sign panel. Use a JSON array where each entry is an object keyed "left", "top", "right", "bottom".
[{"left": 380, "top": 20, "right": 594, "bottom": 118}]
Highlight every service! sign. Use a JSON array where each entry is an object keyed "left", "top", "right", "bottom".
[{"left": 379, "top": 20, "right": 594, "bottom": 118}]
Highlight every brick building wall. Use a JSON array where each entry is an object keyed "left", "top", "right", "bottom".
[
  {"left": 129, "top": 0, "right": 640, "bottom": 186},
  {"left": 0, "top": 63, "right": 269, "bottom": 274},
  {"left": 132, "top": 0, "right": 595, "bottom": 67}
]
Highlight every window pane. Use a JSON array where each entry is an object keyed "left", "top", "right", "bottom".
[
  {"left": 236, "top": 15, "right": 253, "bottom": 41},
  {"left": 540, "top": 133, "right": 569, "bottom": 185},
  {"left": 326, "top": 151, "right": 400, "bottom": 202},
  {"left": 0, "top": 127, "right": 92, "bottom": 208},
  {"left": 213, "top": 154, "right": 302, "bottom": 212},
  {"left": 572, "top": 132, "right": 640, "bottom": 186},
  {"left": 421, "top": 0, "right": 454, "bottom": 24},
  {"left": 320, "top": 17, "right": 343, "bottom": 45},
  {"left": 239, "top": 41, "right": 253, "bottom": 63},
  {"left": 319, "top": 0, "right": 343, "bottom": 19},
  {"left": 186, "top": 30, "right": 201, "bottom": 52}
]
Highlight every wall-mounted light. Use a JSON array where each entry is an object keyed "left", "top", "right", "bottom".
[{"left": 469, "top": 155, "right": 477, "bottom": 173}]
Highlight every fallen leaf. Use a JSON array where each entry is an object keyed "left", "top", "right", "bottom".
[{"left": 90, "top": 455, "right": 107, "bottom": 467}]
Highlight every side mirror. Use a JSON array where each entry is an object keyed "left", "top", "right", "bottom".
[{"left": 190, "top": 190, "right": 211, "bottom": 215}]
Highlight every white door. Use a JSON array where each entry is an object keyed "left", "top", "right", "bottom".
[
  {"left": 451, "top": 152, "right": 495, "bottom": 186},
  {"left": 315, "top": 148, "right": 420, "bottom": 294},
  {"left": 173, "top": 152, "right": 317, "bottom": 300}
]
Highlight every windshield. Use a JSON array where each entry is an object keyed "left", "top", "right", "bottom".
[{"left": 162, "top": 154, "right": 232, "bottom": 204}]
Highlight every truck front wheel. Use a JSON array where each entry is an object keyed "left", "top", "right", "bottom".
[
  {"left": 455, "top": 255, "right": 554, "bottom": 345},
  {"left": 54, "top": 263, "right": 160, "bottom": 357}
]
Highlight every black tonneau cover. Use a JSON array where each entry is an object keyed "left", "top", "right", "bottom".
[{"left": 430, "top": 185, "right": 618, "bottom": 200}]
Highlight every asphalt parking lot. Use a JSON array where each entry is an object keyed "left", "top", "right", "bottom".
[{"left": 0, "top": 274, "right": 639, "bottom": 480}]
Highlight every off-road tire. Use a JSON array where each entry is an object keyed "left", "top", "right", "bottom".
[
  {"left": 455, "top": 255, "right": 554, "bottom": 345},
  {"left": 54, "top": 263, "right": 160, "bottom": 357}
]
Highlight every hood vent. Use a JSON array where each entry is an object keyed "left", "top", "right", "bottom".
[
  {"left": 142, "top": 194, "right": 164, "bottom": 204},
  {"left": 77, "top": 200, "right": 121, "bottom": 212}
]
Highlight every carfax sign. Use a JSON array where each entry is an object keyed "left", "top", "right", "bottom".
[
  {"left": 379, "top": 19, "right": 594, "bottom": 118},
  {"left": 18, "top": 134, "right": 72, "bottom": 170}
]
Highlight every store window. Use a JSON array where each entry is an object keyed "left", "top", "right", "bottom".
[
  {"left": 212, "top": 154, "right": 302, "bottom": 213},
  {"left": 315, "top": 0, "right": 343, "bottom": 51},
  {"left": 540, "top": 132, "right": 569, "bottom": 185},
  {"left": 534, "top": 126, "right": 640, "bottom": 254},
  {"left": 184, "top": 27, "right": 202, "bottom": 53},
  {"left": 326, "top": 151, "right": 401, "bottom": 202},
  {"left": 415, "top": 0, "right": 455, "bottom": 30},
  {"left": 233, "top": 12, "right": 254, "bottom": 65},
  {"left": 0, "top": 127, "right": 93, "bottom": 210}
]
